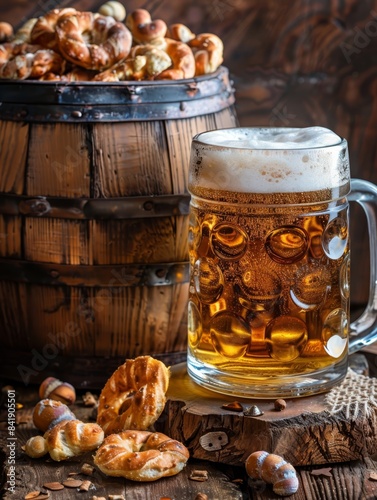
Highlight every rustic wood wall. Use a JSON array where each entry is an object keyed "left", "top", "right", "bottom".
[{"left": 1, "top": 0, "right": 377, "bottom": 307}]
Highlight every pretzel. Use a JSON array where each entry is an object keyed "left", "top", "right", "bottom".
[
  {"left": 94, "top": 430, "right": 189, "bottom": 481},
  {"left": 55, "top": 11, "right": 132, "bottom": 70},
  {"left": 94, "top": 45, "right": 171, "bottom": 81},
  {"left": 25, "top": 419, "right": 104, "bottom": 462},
  {"left": 154, "top": 38, "right": 195, "bottom": 80},
  {"left": 99, "top": 1, "right": 126, "bottom": 22},
  {"left": 0, "top": 42, "right": 44, "bottom": 64},
  {"left": 167, "top": 23, "right": 195, "bottom": 43},
  {"left": 131, "top": 44, "right": 172, "bottom": 77},
  {"left": 0, "top": 22, "right": 13, "bottom": 43},
  {"left": 189, "top": 33, "right": 224, "bottom": 75},
  {"left": 96, "top": 356, "right": 170, "bottom": 435},
  {"left": 93, "top": 58, "right": 136, "bottom": 81},
  {"left": 126, "top": 9, "right": 167, "bottom": 44},
  {"left": 0, "top": 43, "right": 65, "bottom": 80},
  {"left": 41, "top": 66, "right": 97, "bottom": 81},
  {"left": 12, "top": 18, "right": 37, "bottom": 43},
  {"left": 30, "top": 8, "right": 77, "bottom": 50}
]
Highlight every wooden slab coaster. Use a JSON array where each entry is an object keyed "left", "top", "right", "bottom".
[{"left": 156, "top": 363, "right": 377, "bottom": 467}]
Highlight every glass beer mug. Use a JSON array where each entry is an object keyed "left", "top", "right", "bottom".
[{"left": 187, "top": 126, "right": 377, "bottom": 398}]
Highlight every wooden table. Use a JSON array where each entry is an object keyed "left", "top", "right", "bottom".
[{"left": 1, "top": 357, "right": 377, "bottom": 500}]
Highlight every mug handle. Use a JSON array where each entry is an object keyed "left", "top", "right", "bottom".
[{"left": 348, "top": 178, "right": 377, "bottom": 354}]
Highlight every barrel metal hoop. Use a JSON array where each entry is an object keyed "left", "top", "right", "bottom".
[
  {"left": 0, "top": 67, "right": 235, "bottom": 122},
  {"left": 0, "top": 193, "right": 190, "bottom": 219},
  {"left": 0, "top": 259, "right": 190, "bottom": 287},
  {"left": 0, "top": 95, "right": 235, "bottom": 122}
]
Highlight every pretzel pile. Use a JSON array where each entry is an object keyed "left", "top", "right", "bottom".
[
  {"left": 24, "top": 356, "right": 190, "bottom": 482},
  {"left": 0, "top": 2, "right": 223, "bottom": 81}
]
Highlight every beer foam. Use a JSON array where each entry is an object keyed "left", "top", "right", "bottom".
[{"left": 191, "top": 127, "right": 350, "bottom": 193}]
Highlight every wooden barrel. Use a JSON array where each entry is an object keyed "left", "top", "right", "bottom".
[{"left": 0, "top": 67, "right": 237, "bottom": 388}]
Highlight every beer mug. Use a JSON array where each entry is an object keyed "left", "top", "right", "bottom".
[{"left": 187, "top": 126, "right": 377, "bottom": 398}]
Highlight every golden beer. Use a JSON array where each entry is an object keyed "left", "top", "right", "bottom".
[{"left": 187, "top": 127, "right": 353, "bottom": 397}]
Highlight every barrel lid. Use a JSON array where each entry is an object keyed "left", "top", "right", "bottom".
[{"left": 0, "top": 66, "right": 235, "bottom": 122}]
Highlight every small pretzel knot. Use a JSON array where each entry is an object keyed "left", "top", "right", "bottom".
[
  {"left": 0, "top": 42, "right": 65, "bottom": 80},
  {"left": 94, "top": 430, "right": 189, "bottom": 481},
  {"left": 55, "top": 11, "right": 132, "bottom": 70},
  {"left": 189, "top": 33, "right": 224, "bottom": 75},
  {"left": 154, "top": 38, "right": 196, "bottom": 80},
  {"left": 126, "top": 9, "right": 167, "bottom": 44}
]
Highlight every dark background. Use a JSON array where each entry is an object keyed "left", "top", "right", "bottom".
[{"left": 1, "top": 0, "right": 377, "bottom": 307}]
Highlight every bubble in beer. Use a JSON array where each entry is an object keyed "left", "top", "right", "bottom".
[
  {"left": 193, "top": 258, "right": 224, "bottom": 304},
  {"left": 340, "top": 254, "right": 350, "bottom": 299},
  {"left": 265, "top": 226, "right": 309, "bottom": 264},
  {"left": 240, "top": 268, "right": 282, "bottom": 308},
  {"left": 322, "top": 217, "right": 348, "bottom": 260},
  {"left": 211, "top": 222, "right": 248, "bottom": 260},
  {"left": 188, "top": 300, "right": 202, "bottom": 347},
  {"left": 266, "top": 316, "right": 308, "bottom": 362},
  {"left": 322, "top": 308, "right": 348, "bottom": 357},
  {"left": 290, "top": 263, "right": 330, "bottom": 310},
  {"left": 210, "top": 312, "right": 251, "bottom": 358}
]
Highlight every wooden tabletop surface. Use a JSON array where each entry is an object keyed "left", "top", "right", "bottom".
[{"left": 1, "top": 357, "right": 377, "bottom": 500}]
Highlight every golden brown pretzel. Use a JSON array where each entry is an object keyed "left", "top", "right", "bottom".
[
  {"left": 94, "top": 45, "right": 171, "bottom": 81},
  {"left": 55, "top": 11, "right": 132, "bottom": 70},
  {"left": 94, "top": 430, "right": 189, "bottom": 481},
  {"left": 0, "top": 42, "right": 39, "bottom": 64},
  {"left": 96, "top": 356, "right": 170, "bottom": 435},
  {"left": 93, "top": 58, "right": 136, "bottom": 81},
  {"left": 30, "top": 8, "right": 77, "bottom": 50},
  {"left": 12, "top": 18, "right": 37, "bottom": 43},
  {"left": 126, "top": 9, "right": 167, "bottom": 44},
  {"left": 41, "top": 66, "right": 97, "bottom": 81},
  {"left": 167, "top": 23, "right": 195, "bottom": 43},
  {"left": 154, "top": 38, "right": 195, "bottom": 80},
  {"left": 0, "top": 22, "right": 13, "bottom": 43},
  {"left": 189, "top": 33, "right": 224, "bottom": 75},
  {"left": 0, "top": 43, "right": 65, "bottom": 80},
  {"left": 131, "top": 44, "right": 172, "bottom": 77},
  {"left": 25, "top": 419, "right": 104, "bottom": 462},
  {"left": 99, "top": 1, "right": 126, "bottom": 22}
]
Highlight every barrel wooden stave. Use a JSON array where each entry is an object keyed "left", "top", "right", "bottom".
[{"left": 0, "top": 69, "right": 238, "bottom": 386}]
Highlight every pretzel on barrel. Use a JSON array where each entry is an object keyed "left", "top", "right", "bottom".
[
  {"left": 154, "top": 38, "right": 195, "bottom": 80},
  {"left": 55, "top": 11, "right": 132, "bottom": 70},
  {"left": 30, "top": 8, "right": 77, "bottom": 51},
  {"left": 96, "top": 356, "right": 170, "bottom": 435},
  {"left": 189, "top": 33, "right": 224, "bottom": 75},
  {"left": 94, "top": 430, "right": 189, "bottom": 481},
  {"left": 0, "top": 42, "right": 65, "bottom": 79},
  {"left": 94, "top": 44, "right": 172, "bottom": 81},
  {"left": 167, "top": 23, "right": 195, "bottom": 44},
  {"left": 126, "top": 9, "right": 167, "bottom": 45},
  {"left": 99, "top": 1, "right": 126, "bottom": 22},
  {"left": 0, "top": 22, "right": 13, "bottom": 43},
  {"left": 12, "top": 18, "right": 38, "bottom": 43},
  {"left": 131, "top": 44, "right": 172, "bottom": 77},
  {"left": 41, "top": 66, "right": 97, "bottom": 81}
]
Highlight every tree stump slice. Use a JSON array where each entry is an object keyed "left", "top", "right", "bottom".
[{"left": 158, "top": 364, "right": 377, "bottom": 467}]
